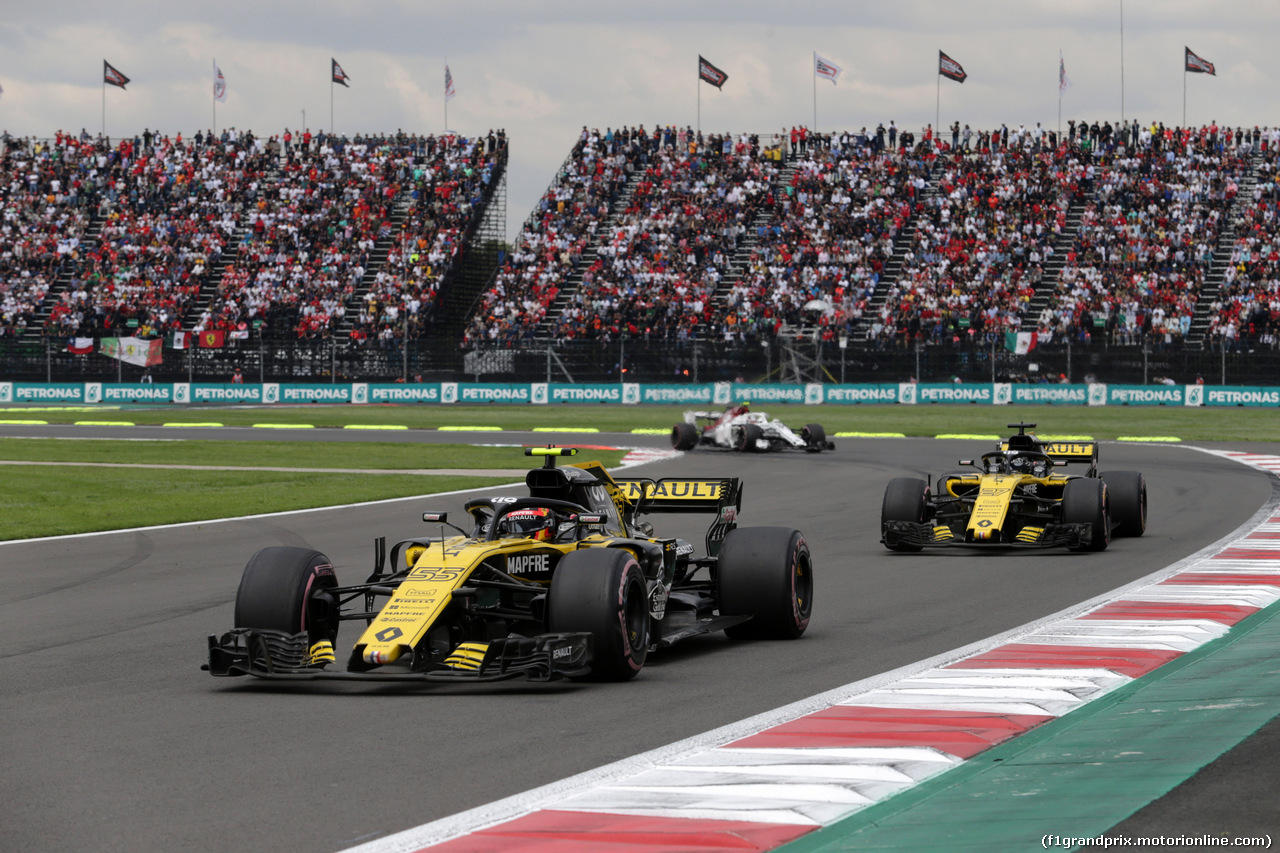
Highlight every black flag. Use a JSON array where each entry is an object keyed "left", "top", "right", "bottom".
[
  {"left": 698, "top": 56, "right": 728, "bottom": 89},
  {"left": 1185, "top": 47, "right": 1216, "bottom": 76},
  {"left": 938, "top": 51, "right": 967, "bottom": 83},
  {"left": 103, "top": 60, "right": 131, "bottom": 90},
  {"left": 332, "top": 58, "right": 350, "bottom": 87}
]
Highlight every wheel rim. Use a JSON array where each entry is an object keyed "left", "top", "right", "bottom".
[
  {"left": 624, "top": 579, "right": 648, "bottom": 655},
  {"left": 793, "top": 551, "right": 813, "bottom": 622}
]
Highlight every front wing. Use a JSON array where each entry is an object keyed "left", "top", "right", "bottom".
[
  {"left": 204, "top": 629, "right": 593, "bottom": 682},
  {"left": 882, "top": 520, "right": 1095, "bottom": 550}
]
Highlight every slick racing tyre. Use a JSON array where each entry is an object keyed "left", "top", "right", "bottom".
[
  {"left": 801, "top": 423, "right": 827, "bottom": 452},
  {"left": 735, "top": 423, "right": 764, "bottom": 452},
  {"left": 549, "top": 548, "right": 648, "bottom": 681},
  {"left": 234, "top": 546, "right": 340, "bottom": 645},
  {"left": 670, "top": 422, "right": 699, "bottom": 451},
  {"left": 881, "top": 477, "right": 929, "bottom": 552},
  {"left": 1062, "top": 478, "right": 1111, "bottom": 552},
  {"left": 718, "top": 527, "right": 812, "bottom": 640},
  {"left": 1101, "top": 470, "right": 1147, "bottom": 537}
]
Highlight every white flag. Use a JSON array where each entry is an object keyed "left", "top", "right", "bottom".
[
  {"left": 814, "top": 52, "right": 843, "bottom": 85},
  {"left": 214, "top": 64, "right": 227, "bottom": 102},
  {"left": 445, "top": 65, "right": 456, "bottom": 102},
  {"left": 1059, "top": 51, "right": 1072, "bottom": 95}
]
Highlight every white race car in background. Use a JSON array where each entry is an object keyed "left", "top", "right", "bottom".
[{"left": 670, "top": 406, "right": 834, "bottom": 453}]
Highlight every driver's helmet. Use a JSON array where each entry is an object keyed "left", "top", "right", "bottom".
[
  {"left": 499, "top": 507, "right": 555, "bottom": 541},
  {"left": 984, "top": 456, "right": 1007, "bottom": 474},
  {"left": 1009, "top": 454, "right": 1030, "bottom": 472}
]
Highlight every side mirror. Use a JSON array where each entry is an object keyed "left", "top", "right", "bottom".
[
  {"left": 958, "top": 459, "right": 974, "bottom": 466},
  {"left": 423, "top": 512, "right": 447, "bottom": 523}
]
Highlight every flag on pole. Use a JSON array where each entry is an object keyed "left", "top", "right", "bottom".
[
  {"left": 1004, "top": 331, "right": 1038, "bottom": 354},
  {"left": 445, "top": 64, "right": 456, "bottom": 102},
  {"left": 104, "top": 60, "right": 131, "bottom": 89},
  {"left": 214, "top": 64, "right": 227, "bottom": 102},
  {"left": 1185, "top": 47, "right": 1216, "bottom": 75},
  {"left": 814, "top": 52, "right": 843, "bottom": 85},
  {"left": 168, "top": 331, "right": 193, "bottom": 350},
  {"left": 938, "top": 51, "right": 967, "bottom": 83},
  {"left": 332, "top": 58, "right": 350, "bottom": 87},
  {"left": 198, "top": 330, "right": 226, "bottom": 348},
  {"left": 698, "top": 56, "right": 728, "bottom": 89},
  {"left": 1059, "top": 51, "right": 1072, "bottom": 94}
]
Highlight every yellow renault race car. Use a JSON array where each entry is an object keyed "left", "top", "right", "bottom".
[
  {"left": 205, "top": 448, "right": 812, "bottom": 683},
  {"left": 880, "top": 423, "right": 1147, "bottom": 553}
]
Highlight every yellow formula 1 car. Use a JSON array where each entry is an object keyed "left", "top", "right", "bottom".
[
  {"left": 880, "top": 423, "right": 1147, "bottom": 553},
  {"left": 205, "top": 448, "right": 812, "bottom": 683}
]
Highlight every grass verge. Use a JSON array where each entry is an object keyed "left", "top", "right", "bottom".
[{"left": 0, "top": 441, "right": 628, "bottom": 541}]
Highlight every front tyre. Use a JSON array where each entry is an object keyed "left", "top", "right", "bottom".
[
  {"left": 234, "top": 546, "right": 339, "bottom": 645},
  {"left": 801, "top": 423, "right": 827, "bottom": 452},
  {"left": 881, "top": 477, "right": 929, "bottom": 552},
  {"left": 1062, "top": 478, "right": 1110, "bottom": 552},
  {"left": 548, "top": 548, "right": 648, "bottom": 680},
  {"left": 671, "top": 422, "right": 699, "bottom": 451},
  {"left": 735, "top": 423, "right": 764, "bottom": 452},
  {"left": 1101, "top": 471, "right": 1146, "bottom": 537},
  {"left": 719, "top": 527, "right": 813, "bottom": 640}
]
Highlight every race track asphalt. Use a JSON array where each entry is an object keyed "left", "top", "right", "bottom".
[{"left": 0, "top": 428, "right": 1274, "bottom": 853}]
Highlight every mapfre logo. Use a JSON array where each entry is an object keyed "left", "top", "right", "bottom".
[{"left": 507, "top": 553, "right": 551, "bottom": 575}]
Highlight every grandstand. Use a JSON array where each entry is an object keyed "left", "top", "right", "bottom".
[{"left": 3, "top": 122, "right": 1279, "bottom": 385}]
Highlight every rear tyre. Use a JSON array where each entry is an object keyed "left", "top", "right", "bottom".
[
  {"left": 735, "top": 423, "right": 764, "bottom": 452},
  {"left": 670, "top": 422, "right": 699, "bottom": 451},
  {"left": 548, "top": 548, "right": 648, "bottom": 681},
  {"left": 1062, "top": 478, "right": 1110, "bottom": 552},
  {"left": 801, "top": 423, "right": 827, "bottom": 452},
  {"left": 1101, "top": 470, "right": 1147, "bottom": 537},
  {"left": 881, "top": 477, "right": 929, "bottom": 552},
  {"left": 234, "top": 546, "right": 339, "bottom": 644},
  {"left": 719, "top": 527, "right": 812, "bottom": 640}
]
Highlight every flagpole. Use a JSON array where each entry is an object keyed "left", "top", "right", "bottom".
[
  {"left": 330, "top": 75, "right": 335, "bottom": 134},
  {"left": 1183, "top": 64, "right": 1187, "bottom": 129},
  {"left": 1058, "top": 50, "right": 1062, "bottom": 137},
  {"left": 936, "top": 72, "right": 941, "bottom": 143},
  {"left": 813, "top": 53, "right": 818, "bottom": 132},
  {"left": 697, "top": 76, "right": 701, "bottom": 136},
  {"left": 212, "top": 58, "right": 217, "bottom": 134},
  {"left": 444, "top": 58, "right": 448, "bottom": 131},
  {"left": 1120, "top": 0, "right": 1126, "bottom": 123},
  {"left": 102, "top": 71, "right": 106, "bottom": 138}
]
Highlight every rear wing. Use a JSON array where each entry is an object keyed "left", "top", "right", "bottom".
[
  {"left": 1001, "top": 440, "right": 1099, "bottom": 475},
  {"left": 612, "top": 477, "right": 743, "bottom": 557}
]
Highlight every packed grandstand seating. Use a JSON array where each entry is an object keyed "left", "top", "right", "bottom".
[
  {"left": 0, "top": 128, "right": 504, "bottom": 343},
  {"left": 3, "top": 121, "right": 1277, "bottom": 354},
  {"left": 1206, "top": 144, "right": 1280, "bottom": 350}
]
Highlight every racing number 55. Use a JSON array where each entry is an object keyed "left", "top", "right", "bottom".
[{"left": 409, "top": 566, "right": 463, "bottom": 582}]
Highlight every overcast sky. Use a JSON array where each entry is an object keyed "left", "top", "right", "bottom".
[{"left": 3, "top": 1, "right": 1276, "bottom": 237}]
